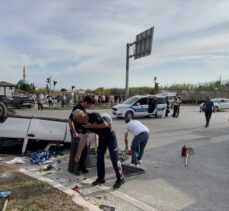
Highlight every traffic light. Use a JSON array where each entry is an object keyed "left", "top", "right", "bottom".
[
  {"left": 47, "top": 77, "right": 51, "bottom": 84},
  {"left": 155, "top": 82, "right": 159, "bottom": 89},
  {"left": 53, "top": 81, "right": 57, "bottom": 86},
  {"left": 71, "top": 86, "right": 75, "bottom": 90}
]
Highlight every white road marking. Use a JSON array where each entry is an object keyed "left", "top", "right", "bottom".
[{"left": 99, "top": 185, "right": 157, "bottom": 211}]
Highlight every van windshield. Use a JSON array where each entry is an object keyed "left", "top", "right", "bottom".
[{"left": 122, "top": 96, "right": 139, "bottom": 104}]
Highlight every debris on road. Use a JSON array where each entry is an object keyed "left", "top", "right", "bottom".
[
  {"left": 0, "top": 191, "right": 11, "bottom": 211},
  {"left": 30, "top": 150, "right": 52, "bottom": 164},
  {"left": 5, "top": 157, "right": 26, "bottom": 164},
  {"left": 99, "top": 204, "right": 115, "bottom": 211},
  {"left": 181, "top": 145, "right": 194, "bottom": 167}
]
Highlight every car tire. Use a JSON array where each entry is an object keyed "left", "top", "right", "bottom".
[
  {"left": 214, "top": 106, "right": 219, "bottom": 112},
  {"left": 125, "top": 111, "right": 134, "bottom": 119},
  {"left": 16, "top": 104, "right": 21, "bottom": 109},
  {"left": 0, "top": 102, "right": 8, "bottom": 123}
]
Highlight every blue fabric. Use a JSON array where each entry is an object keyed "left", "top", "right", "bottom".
[{"left": 30, "top": 150, "right": 52, "bottom": 165}]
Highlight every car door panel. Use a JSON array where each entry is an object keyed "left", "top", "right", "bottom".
[
  {"left": 27, "top": 118, "right": 67, "bottom": 141},
  {"left": 131, "top": 98, "right": 148, "bottom": 117}
]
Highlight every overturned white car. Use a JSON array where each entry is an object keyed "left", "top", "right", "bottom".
[{"left": 0, "top": 114, "right": 71, "bottom": 155}]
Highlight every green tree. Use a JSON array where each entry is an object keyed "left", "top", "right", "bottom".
[{"left": 19, "top": 84, "right": 30, "bottom": 92}]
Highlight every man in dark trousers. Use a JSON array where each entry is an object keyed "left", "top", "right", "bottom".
[
  {"left": 165, "top": 96, "right": 170, "bottom": 117},
  {"left": 148, "top": 97, "right": 157, "bottom": 117},
  {"left": 68, "top": 96, "right": 93, "bottom": 175},
  {"left": 202, "top": 96, "right": 215, "bottom": 128},
  {"left": 172, "top": 95, "right": 181, "bottom": 117},
  {"left": 72, "top": 109, "right": 125, "bottom": 189}
]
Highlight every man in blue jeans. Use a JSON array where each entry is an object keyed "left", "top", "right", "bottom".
[{"left": 124, "top": 117, "right": 149, "bottom": 167}]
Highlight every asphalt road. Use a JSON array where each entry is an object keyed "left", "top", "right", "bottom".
[{"left": 14, "top": 105, "right": 229, "bottom": 210}]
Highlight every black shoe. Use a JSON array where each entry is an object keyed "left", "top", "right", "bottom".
[
  {"left": 113, "top": 179, "right": 125, "bottom": 189},
  {"left": 79, "top": 168, "right": 89, "bottom": 174},
  {"left": 73, "top": 162, "right": 80, "bottom": 176},
  {"left": 92, "top": 178, "right": 106, "bottom": 186}
]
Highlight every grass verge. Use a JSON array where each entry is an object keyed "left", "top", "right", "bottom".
[{"left": 0, "top": 163, "right": 88, "bottom": 211}]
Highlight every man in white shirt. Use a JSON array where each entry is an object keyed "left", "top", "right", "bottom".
[{"left": 124, "top": 117, "right": 149, "bottom": 167}]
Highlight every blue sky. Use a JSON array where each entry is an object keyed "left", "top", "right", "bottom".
[{"left": 0, "top": 0, "right": 229, "bottom": 90}]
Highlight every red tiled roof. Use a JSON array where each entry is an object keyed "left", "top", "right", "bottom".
[{"left": 0, "top": 81, "right": 16, "bottom": 87}]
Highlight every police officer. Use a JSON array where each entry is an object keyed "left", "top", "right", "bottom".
[
  {"left": 72, "top": 109, "right": 125, "bottom": 189},
  {"left": 202, "top": 96, "right": 215, "bottom": 128},
  {"left": 172, "top": 95, "right": 181, "bottom": 117},
  {"left": 68, "top": 96, "right": 93, "bottom": 175}
]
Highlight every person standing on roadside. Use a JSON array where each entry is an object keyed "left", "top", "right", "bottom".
[
  {"left": 68, "top": 96, "right": 93, "bottom": 175},
  {"left": 124, "top": 116, "right": 149, "bottom": 167},
  {"left": 148, "top": 97, "right": 157, "bottom": 117},
  {"left": 37, "top": 94, "right": 43, "bottom": 110},
  {"left": 172, "top": 95, "right": 181, "bottom": 117},
  {"left": 72, "top": 110, "right": 125, "bottom": 189},
  {"left": 165, "top": 96, "right": 170, "bottom": 117},
  {"left": 202, "top": 96, "right": 215, "bottom": 128}
]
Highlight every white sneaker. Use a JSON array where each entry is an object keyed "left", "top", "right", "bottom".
[
  {"left": 138, "top": 160, "right": 142, "bottom": 164},
  {"left": 130, "top": 163, "right": 139, "bottom": 168}
]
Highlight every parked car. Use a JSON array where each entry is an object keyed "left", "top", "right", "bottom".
[
  {"left": 0, "top": 95, "right": 10, "bottom": 104},
  {"left": 200, "top": 98, "right": 229, "bottom": 112},
  {"left": 112, "top": 95, "right": 167, "bottom": 118},
  {"left": 9, "top": 96, "right": 34, "bottom": 109},
  {"left": 0, "top": 116, "right": 71, "bottom": 154}
]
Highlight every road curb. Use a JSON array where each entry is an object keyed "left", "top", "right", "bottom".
[{"left": 17, "top": 168, "right": 101, "bottom": 211}]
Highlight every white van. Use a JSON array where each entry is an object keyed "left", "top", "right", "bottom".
[{"left": 112, "top": 95, "right": 167, "bottom": 118}]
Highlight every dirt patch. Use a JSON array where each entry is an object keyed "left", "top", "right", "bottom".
[{"left": 0, "top": 163, "right": 89, "bottom": 211}]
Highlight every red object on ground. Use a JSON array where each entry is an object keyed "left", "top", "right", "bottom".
[
  {"left": 181, "top": 145, "right": 187, "bottom": 157},
  {"left": 127, "top": 149, "right": 132, "bottom": 155}
]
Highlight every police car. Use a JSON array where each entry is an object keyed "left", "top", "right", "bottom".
[{"left": 112, "top": 95, "right": 167, "bottom": 118}]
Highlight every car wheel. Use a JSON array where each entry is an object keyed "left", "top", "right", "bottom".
[
  {"left": 125, "top": 111, "right": 134, "bottom": 119},
  {"left": 16, "top": 104, "right": 21, "bottom": 109},
  {"left": 214, "top": 106, "right": 219, "bottom": 112},
  {"left": 0, "top": 102, "right": 8, "bottom": 123}
]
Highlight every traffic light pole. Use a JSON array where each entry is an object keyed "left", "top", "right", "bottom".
[{"left": 49, "top": 77, "right": 52, "bottom": 95}]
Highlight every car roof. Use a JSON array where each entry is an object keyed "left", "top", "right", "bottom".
[{"left": 131, "top": 95, "right": 165, "bottom": 98}]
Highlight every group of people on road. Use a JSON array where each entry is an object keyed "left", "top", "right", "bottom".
[
  {"left": 67, "top": 96, "right": 149, "bottom": 189},
  {"left": 148, "top": 94, "right": 182, "bottom": 118},
  {"left": 65, "top": 92, "right": 218, "bottom": 192}
]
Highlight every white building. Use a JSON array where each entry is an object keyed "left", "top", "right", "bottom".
[{"left": 0, "top": 81, "right": 16, "bottom": 96}]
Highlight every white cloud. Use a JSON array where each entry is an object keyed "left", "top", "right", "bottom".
[{"left": 0, "top": 0, "right": 229, "bottom": 89}]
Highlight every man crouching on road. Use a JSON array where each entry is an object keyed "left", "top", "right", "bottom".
[
  {"left": 124, "top": 116, "right": 149, "bottom": 167},
  {"left": 72, "top": 109, "right": 125, "bottom": 189}
]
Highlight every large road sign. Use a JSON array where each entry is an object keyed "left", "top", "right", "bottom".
[{"left": 134, "top": 27, "right": 154, "bottom": 59}]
